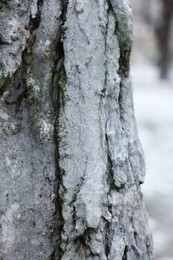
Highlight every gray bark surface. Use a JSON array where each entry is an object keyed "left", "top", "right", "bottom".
[{"left": 0, "top": 0, "right": 153, "bottom": 259}]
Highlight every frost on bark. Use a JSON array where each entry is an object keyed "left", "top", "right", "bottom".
[{"left": 0, "top": 0, "right": 153, "bottom": 259}]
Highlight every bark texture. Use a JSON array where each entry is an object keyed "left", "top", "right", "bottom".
[{"left": 0, "top": 0, "right": 153, "bottom": 259}]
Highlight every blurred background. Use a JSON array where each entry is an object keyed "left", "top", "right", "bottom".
[{"left": 131, "top": 0, "right": 173, "bottom": 259}]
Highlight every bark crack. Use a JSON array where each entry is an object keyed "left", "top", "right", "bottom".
[
  {"left": 2, "top": 0, "right": 43, "bottom": 107},
  {"left": 51, "top": 1, "right": 68, "bottom": 257},
  {"left": 122, "top": 245, "right": 128, "bottom": 260}
]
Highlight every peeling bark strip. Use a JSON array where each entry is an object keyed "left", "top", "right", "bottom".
[{"left": 0, "top": 0, "right": 153, "bottom": 259}]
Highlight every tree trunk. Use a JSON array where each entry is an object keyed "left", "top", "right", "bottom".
[
  {"left": 155, "top": 0, "right": 173, "bottom": 79},
  {"left": 0, "top": 0, "right": 153, "bottom": 259}
]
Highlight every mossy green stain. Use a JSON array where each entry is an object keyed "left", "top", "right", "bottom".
[
  {"left": 0, "top": 115, "right": 20, "bottom": 137},
  {"left": 26, "top": 72, "right": 41, "bottom": 106},
  {"left": 0, "top": 76, "right": 7, "bottom": 89},
  {"left": 57, "top": 121, "right": 62, "bottom": 132},
  {"left": 27, "top": 94, "right": 39, "bottom": 105},
  {"left": 116, "top": 12, "right": 130, "bottom": 42},
  {"left": 58, "top": 69, "right": 69, "bottom": 107},
  {"left": 0, "top": 10, "right": 5, "bottom": 20}
]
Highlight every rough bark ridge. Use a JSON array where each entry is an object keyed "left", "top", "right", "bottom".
[
  {"left": 57, "top": 0, "right": 153, "bottom": 259},
  {"left": 0, "top": 0, "right": 153, "bottom": 259},
  {"left": 0, "top": 1, "right": 61, "bottom": 259}
]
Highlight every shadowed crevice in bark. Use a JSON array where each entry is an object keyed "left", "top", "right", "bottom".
[
  {"left": 122, "top": 245, "right": 128, "bottom": 260},
  {"left": 104, "top": 153, "right": 113, "bottom": 258},
  {"left": 3, "top": 63, "right": 26, "bottom": 107},
  {"left": 52, "top": 39, "right": 65, "bottom": 260},
  {"left": 28, "top": 2, "right": 42, "bottom": 33},
  {"left": 0, "top": 0, "right": 42, "bottom": 108},
  {"left": 51, "top": 1, "right": 68, "bottom": 257}
]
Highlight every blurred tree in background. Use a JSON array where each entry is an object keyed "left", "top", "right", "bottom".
[
  {"left": 132, "top": 0, "right": 173, "bottom": 80},
  {"left": 155, "top": 0, "right": 173, "bottom": 79}
]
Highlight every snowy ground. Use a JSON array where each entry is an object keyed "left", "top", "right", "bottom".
[{"left": 132, "top": 63, "right": 173, "bottom": 259}]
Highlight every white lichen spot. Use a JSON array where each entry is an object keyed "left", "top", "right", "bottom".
[
  {"left": 45, "top": 40, "right": 51, "bottom": 46},
  {"left": 0, "top": 107, "right": 20, "bottom": 136},
  {"left": 31, "top": 0, "right": 38, "bottom": 18},
  {"left": 5, "top": 156, "right": 21, "bottom": 179},
  {"left": 75, "top": 0, "right": 84, "bottom": 13},
  {"left": 36, "top": 39, "right": 52, "bottom": 58},
  {"left": 3, "top": 121, "right": 19, "bottom": 136},
  {"left": 51, "top": 192, "right": 56, "bottom": 201},
  {"left": 0, "top": 109, "right": 9, "bottom": 121},
  {"left": 0, "top": 203, "right": 20, "bottom": 254},
  {"left": 27, "top": 77, "right": 40, "bottom": 95},
  {"left": 38, "top": 119, "right": 54, "bottom": 143}
]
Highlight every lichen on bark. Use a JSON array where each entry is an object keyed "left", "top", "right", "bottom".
[{"left": 0, "top": 0, "right": 153, "bottom": 259}]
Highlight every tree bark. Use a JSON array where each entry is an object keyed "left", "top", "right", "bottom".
[{"left": 0, "top": 0, "right": 153, "bottom": 259}]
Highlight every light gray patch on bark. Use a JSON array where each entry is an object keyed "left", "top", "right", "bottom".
[
  {"left": 0, "top": 1, "right": 31, "bottom": 78},
  {"left": 57, "top": 0, "right": 153, "bottom": 259}
]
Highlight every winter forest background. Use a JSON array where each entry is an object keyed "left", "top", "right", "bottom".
[{"left": 131, "top": 0, "right": 173, "bottom": 258}]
